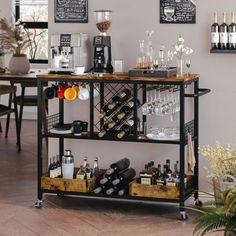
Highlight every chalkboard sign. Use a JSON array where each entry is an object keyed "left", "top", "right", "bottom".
[
  {"left": 160, "top": 0, "right": 196, "bottom": 24},
  {"left": 55, "top": 0, "right": 88, "bottom": 23}
]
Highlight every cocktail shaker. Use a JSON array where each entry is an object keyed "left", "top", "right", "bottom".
[{"left": 62, "top": 150, "right": 74, "bottom": 179}]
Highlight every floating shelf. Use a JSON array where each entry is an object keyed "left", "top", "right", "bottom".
[{"left": 210, "top": 49, "right": 236, "bottom": 54}]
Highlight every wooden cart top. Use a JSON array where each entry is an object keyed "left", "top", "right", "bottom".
[{"left": 36, "top": 72, "right": 199, "bottom": 84}]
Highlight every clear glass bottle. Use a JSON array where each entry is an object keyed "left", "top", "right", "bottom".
[{"left": 136, "top": 40, "right": 145, "bottom": 69}]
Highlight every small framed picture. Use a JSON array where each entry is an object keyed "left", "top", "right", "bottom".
[
  {"left": 55, "top": 0, "right": 88, "bottom": 23},
  {"left": 160, "top": 0, "right": 196, "bottom": 24}
]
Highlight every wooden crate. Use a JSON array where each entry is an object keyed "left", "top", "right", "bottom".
[
  {"left": 41, "top": 168, "right": 96, "bottom": 192},
  {"left": 129, "top": 182, "right": 180, "bottom": 199},
  {"left": 129, "top": 175, "right": 194, "bottom": 199}
]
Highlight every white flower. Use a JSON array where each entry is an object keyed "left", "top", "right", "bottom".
[{"left": 169, "top": 35, "right": 193, "bottom": 60}]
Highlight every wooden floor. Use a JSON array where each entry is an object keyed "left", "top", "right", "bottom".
[{"left": 0, "top": 119, "right": 221, "bottom": 236}]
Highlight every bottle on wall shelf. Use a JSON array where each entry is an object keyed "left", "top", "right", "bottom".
[
  {"left": 211, "top": 11, "right": 220, "bottom": 49},
  {"left": 229, "top": 11, "right": 236, "bottom": 49},
  {"left": 219, "top": 11, "right": 228, "bottom": 49},
  {"left": 112, "top": 168, "right": 136, "bottom": 186},
  {"left": 117, "top": 100, "right": 140, "bottom": 120}
]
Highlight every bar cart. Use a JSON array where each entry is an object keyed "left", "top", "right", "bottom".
[{"left": 35, "top": 73, "right": 210, "bottom": 220}]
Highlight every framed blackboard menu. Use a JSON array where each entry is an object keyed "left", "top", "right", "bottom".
[
  {"left": 160, "top": 0, "right": 196, "bottom": 24},
  {"left": 55, "top": 0, "right": 88, "bottom": 23}
]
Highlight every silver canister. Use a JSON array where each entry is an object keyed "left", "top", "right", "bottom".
[{"left": 62, "top": 150, "right": 74, "bottom": 179}]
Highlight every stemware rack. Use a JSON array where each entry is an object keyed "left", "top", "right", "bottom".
[{"left": 35, "top": 73, "right": 210, "bottom": 220}]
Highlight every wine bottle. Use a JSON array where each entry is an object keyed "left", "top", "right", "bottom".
[
  {"left": 93, "top": 157, "right": 99, "bottom": 177},
  {"left": 106, "top": 180, "right": 132, "bottom": 195},
  {"left": 220, "top": 12, "right": 228, "bottom": 49},
  {"left": 117, "top": 100, "right": 141, "bottom": 120},
  {"left": 98, "top": 124, "right": 113, "bottom": 138},
  {"left": 166, "top": 159, "right": 172, "bottom": 179},
  {"left": 56, "top": 155, "right": 62, "bottom": 178},
  {"left": 48, "top": 157, "right": 55, "bottom": 178},
  {"left": 99, "top": 172, "right": 117, "bottom": 185},
  {"left": 211, "top": 11, "right": 220, "bottom": 49},
  {"left": 106, "top": 158, "right": 130, "bottom": 175},
  {"left": 94, "top": 182, "right": 112, "bottom": 194},
  {"left": 117, "top": 119, "right": 135, "bottom": 139},
  {"left": 99, "top": 104, "right": 114, "bottom": 118},
  {"left": 108, "top": 114, "right": 121, "bottom": 129},
  {"left": 112, "top": 168, "right": 136, "bottom": 186},
  {"left": 108, "top": 89, "right": 131, "bottom": 110},
  {"left": 229, "top": 11, "right": 236, "bottom": 49}
]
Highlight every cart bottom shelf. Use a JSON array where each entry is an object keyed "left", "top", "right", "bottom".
[{"left": 40, "top": 188, "right": 196, "bottom": 204}]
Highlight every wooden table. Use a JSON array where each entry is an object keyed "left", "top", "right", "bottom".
[{"left": 0, "top": 70, "right": 48, "bottom": 143}]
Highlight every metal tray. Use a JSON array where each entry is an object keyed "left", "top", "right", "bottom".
[{"left": 128, "top": 67, "right": 177, "bottom": 78}]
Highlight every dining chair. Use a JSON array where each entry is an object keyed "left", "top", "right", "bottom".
[
  {"left": 0, "top": 84, "right": 21, "bottom": 151},
  {"left": 5, "top": 81, "right": 48, "bottom": 148}
]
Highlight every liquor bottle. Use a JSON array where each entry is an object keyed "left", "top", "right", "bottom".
[
  {"left": 48, "top": 157, "right": 56, "bottom": 178},
  {"left": 211, "top": 11, "right": 220, "bottom": 49},
  {"left": 220, "top": 12, "right": 228, "bottom": 49},
  {"left": 117, "top": 120, "right": 135, "bottom": 139},
  {"left": 229, "top": 11, "right": 236, "bottom": 49},
  {"left": 98, "top": 124, "right": 113, "bottom": 138},
  {"left": 117, "top": 186, "right": 129, "bottom": 196},
  {"left": 112, "top": 168, "right": 136, "bottom": 186},
  {"left": 76, "top": 156, "right": 90, "bottom": 180},
  {"left": 106, "top": 158, "right": 130, "bottom": 175},
  {"left": 140, "top": 164, "right": 150, "bottom": 185},
  {"left": 56, "top": 155, "right": 62, "bottom": 178},
  {"left": 117, "top": 100, "right": 140, "bottom": 120},
  {"left": 166, "top": 159, "right": 173, "bottom": 180},
  {"left": 93, "top": 157, "right": 99, "bottom": 177},
  {"left": 173, "top": 160, "right": 180, "bottom": 178},
  {"left": 108, "top": 89, "right": 131, "bottom": 110}
]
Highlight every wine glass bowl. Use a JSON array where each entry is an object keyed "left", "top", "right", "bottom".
[
  {"left": 185, "top": 59, "right": 191, "bottom": 77},
  {"left": 164, "top": 6, "right": 175, "bottom": 21}
]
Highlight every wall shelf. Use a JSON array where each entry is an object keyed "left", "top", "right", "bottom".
[{"left": 210, "top": 49, "right": 236, "bottom": 54}]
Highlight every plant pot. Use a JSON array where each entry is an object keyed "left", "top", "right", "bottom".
[
  {"left": 8, "top": 55, "right": 30, "bottom": 75},
  {"left": 0, "top": 55, "right": 5, "bottom": 69}
]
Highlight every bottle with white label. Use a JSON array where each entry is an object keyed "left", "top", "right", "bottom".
[
  {"left": 229, "top": 12, "right": 236, "bottom": 49},
  {"left": 211, "top": 12, "right": 220, "bottom": 49},
  {"left": 220, "top": 12, "right": 228, "bottom": 49}
]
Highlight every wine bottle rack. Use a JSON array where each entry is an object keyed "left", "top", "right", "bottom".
[{"left": 36, "top": 73, "right": 210, "bottom": 219}]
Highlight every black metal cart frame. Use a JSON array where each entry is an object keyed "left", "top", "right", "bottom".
[{"left": 35, "top": 74, "right": 210, "bottom": 220}]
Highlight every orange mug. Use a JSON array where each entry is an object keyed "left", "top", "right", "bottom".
[{"left": 64, "top": 85, "right": 79, "bottom": 101}]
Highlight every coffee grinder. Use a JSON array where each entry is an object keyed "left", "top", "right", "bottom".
[{"left": 92, "top": 10, "right": 113, "bottom": 73}]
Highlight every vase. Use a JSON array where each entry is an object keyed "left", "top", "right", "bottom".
[
  {"left": 8, "top": 55, "right": 30, "bottom": 75},
  {"left": 176, "top": 59, "right": 184, "bottom": 78}
]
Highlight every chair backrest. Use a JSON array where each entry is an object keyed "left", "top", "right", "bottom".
[{"left": 0, "top": 85, "right": 17, "bottom": 95}]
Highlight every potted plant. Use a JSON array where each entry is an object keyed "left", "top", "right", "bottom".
[
  {"left": 190, "top": 144, "right": 236, "bottom": 235},
  {"left": 200, "top": 142, "right": 236, "bottom": 200},
  {"left": 193, "top": 186, "right": 236, "bottom": 236},
  {"left": 0, "top": 18, "right": 31, "bottom": 74},
  {"left": 0, "top": 40, "right": 5, "bottom": 72}
]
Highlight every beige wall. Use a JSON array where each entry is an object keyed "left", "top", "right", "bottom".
[
  {"left": 48, "top": 0, "right": 236, "bottom": 192},
  {"left": 2, "top": 0, "right": 236, "bottom": 191}
]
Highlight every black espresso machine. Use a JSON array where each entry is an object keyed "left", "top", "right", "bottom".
[{"left": 91, "top": 10, "right": 113, "bottom": 74}]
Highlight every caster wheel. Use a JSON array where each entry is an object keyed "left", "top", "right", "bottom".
[
  {"left": 34, "top": 200, "right": 42, "bottom": 208},
  {"left": 180, "top": 211, "right": 189, "bottom": 221},
  {"left": 195, "top": 199, "right": 203, "bottom": 207},
  {"left": 57, "top": 193, "right": 64, "bottom": 197}
]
